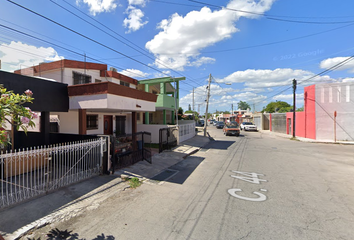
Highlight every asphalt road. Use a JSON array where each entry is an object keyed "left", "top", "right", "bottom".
[{"left": 27, "top": 127, "right": 354, "bottom": 240}]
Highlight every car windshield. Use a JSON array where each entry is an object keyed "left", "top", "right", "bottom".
[
  {"left": 226, "top": 124, "right": 239, "bottom": 128},
  {"left": 243, "top": 122, "right": 253, "bottom": 125},
  {"left": 217, "top": 122, "right": 224, "bottom": 125}
]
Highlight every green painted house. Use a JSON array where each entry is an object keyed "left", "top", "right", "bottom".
[{"left": 138, "top": 76, "right": 185, "bottom": 125}]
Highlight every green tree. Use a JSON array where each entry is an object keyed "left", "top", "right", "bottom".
[
  {"left": 0, "top": 87, "right": 37, "bottom": 149},
  {"left": 237, "top": 101, "right": 251, "bottom": 110},
  {"left": 178, "top": 107, "right": 183, "bottom": 115},
  {"left": 296, "top": 106, "right": 304, "bottom": 112},
  {"left": 262, "top": 101, "right": 291, "bottom": 113}
]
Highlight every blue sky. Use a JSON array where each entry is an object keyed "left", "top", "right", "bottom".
[{"left": 1, "top": 0, "right": 354, "bottom": 113}]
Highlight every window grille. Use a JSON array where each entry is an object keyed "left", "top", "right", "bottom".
[
  {"left": 87, "top": 115, "right": 98, "bottom": 129},
  {"left": 120, "top": 81, "right": 129, "bottom": 87},
  {"left": 73, "top": 71, "right": 91, "bottom": 85}
]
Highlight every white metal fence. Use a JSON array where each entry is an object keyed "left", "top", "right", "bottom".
[{"left": 0, "top": 138, "right": 104, "bottom": 209}]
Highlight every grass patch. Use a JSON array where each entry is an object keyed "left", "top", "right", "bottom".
[
  {"left": 128, "top": 177, "right": 142, "bottom": 189},
  {"left": 144, "top": 143, "right": 160, "bottom": 148},
  {"left": 290, "top": 137, "right": 299, "bottom": 141}
]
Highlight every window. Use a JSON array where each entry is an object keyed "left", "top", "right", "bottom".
[
  {"left": 337, "top": 86, "right": 341, "bottom": 103},
  {"left": 137, "top": 113, "right": 140, "bottom": 121},
  {"left": 87, "top": 115, "right": 98, "bottom": 130},
  {"left": 152, "top": 90, "right": 158, "bottom": 94},
  {"left": 73, "top": 71, "right": 91, "bottom": 85},
  {"left": 120, "top": 81, "right": 129, "bottom": 87}
]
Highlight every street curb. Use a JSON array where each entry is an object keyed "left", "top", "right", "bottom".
[
  {"left": 182, "top": 148, "right": 200, "bottom": 159},
  {"left": 260, "top": 130, "right": 354, "bottom": 145}
]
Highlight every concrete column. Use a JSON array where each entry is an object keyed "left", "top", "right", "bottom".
[
  {"left": 132, "top": 111, "right": 137, "bottom": 151},
  {"left": 172, "top": 110, "right": 175, "bottom": 124},
  {"left": 160, "top": 82, "right": 165, "bottom": 94},
  {"left": 163, "top": 109, "right": 166, "bottom": 125},
  {"left": 79, "top": 109, "right": 87, "bottom": 135},
  {"left": 144, "top": 84, "right": 149, "bottom": 125},
  {"left": 145, "top": 112, "right": 149, "bottom": 124}
]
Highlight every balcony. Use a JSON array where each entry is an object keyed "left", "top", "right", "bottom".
[{"left": 155, "top": 94, "right": 178, "bottom": 110}]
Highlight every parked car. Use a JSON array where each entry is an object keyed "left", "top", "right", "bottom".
[
  {"left": 240, "top": 122, "right": 257, "bottom": 131},
  {"left": 215, "top": 121, "right": 225, "bottom": 129},
  {"left": 213, "top": 120, "right": 218, "bottom": 126},
  {"left": 223, "top": 122, "right": 240, "bottom": 136}
]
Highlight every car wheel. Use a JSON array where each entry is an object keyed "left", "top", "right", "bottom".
[{"left": 236, "top": 133, "right": 239, "bottom": 137}]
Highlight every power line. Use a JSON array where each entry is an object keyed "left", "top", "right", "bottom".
[
  {"left": 250, "top": 54, "right": 354, "bottom": 107},
  {"left": 5, "top": 0, "right": 169, "bottom": 76},
  {"left": 0, "top": 23, "right": 151, "bottom": 79},
  {"left": 188, "top": 0, "right": 354, "bottom": 24},
  {"left": 199, "top": 23, "right": 354, "bottom": 54},
  {"left": 50, "top": 0, "right": 205, "bottom": 88}
]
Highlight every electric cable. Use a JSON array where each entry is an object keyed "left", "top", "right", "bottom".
[{"left": 50, "top": 0, "right": 205, "bottom": 88}]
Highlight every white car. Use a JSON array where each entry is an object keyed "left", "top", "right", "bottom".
[{"left": 240, "top": 122, "right": 257, "bottom": 131}]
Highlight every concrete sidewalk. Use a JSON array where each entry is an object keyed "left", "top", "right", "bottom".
[{"left": 0, "top": 132, "right": 210, "bottom": 240}]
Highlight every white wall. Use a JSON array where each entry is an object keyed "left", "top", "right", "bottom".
[
  {"left": 315, "top": 83, "right": 354, "bottom": 141},
  {"left": 52, "top": 111, "right": 133, "bottom": 135},
  {"left": 52, "top": 110, "right": 79, "bottom": 134},
  {"left": 179, "top": 121, "right": 196, "bottom": 143},
  {"left": 138, "top": 120, "right": 196, "bottom": 144},
  {"left": 69, "top": 94, "right": 156, "bottom": 112}
]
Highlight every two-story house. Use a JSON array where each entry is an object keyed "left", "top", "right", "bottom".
[{"left": 15, "top": 59, "right": 157, "bottom": 136}]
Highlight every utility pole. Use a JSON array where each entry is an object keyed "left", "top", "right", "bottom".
[
  {"left": 231, "top": 104, "right": 233, "bottom": 121},
  {"left": 192, "top": 87, "right": 195, "bottom": 111},
  {"left": 292, "top": 79, "right": 297, "bottom": 138},
  {"left": 204, "top": 74, "right": 212, "bottom": 137}
]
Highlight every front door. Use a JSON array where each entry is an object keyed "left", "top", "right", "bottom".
[
  {"left": 115, "top": 116, "right": 126, "bottom": 136},
  {"left": 104, "top": 115, "right": 113, "bottom": 135}
]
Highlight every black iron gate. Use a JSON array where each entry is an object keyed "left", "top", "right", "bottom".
[
  {"left": 111, "top": 132, "right": 151, "bottom": 172},
  {"left": 159, "top": 127, "right": 178, "bottom": 153}
]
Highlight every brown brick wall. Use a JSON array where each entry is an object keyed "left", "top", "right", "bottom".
[
  {"left": 68, "top": 82, "right": 157, "bottom": 102},
  {"left": 100, "top": 70, "right": 138, "bottom": 85},
  {"left": 14, "top": 59, "right": 107, "bottom": 74}
]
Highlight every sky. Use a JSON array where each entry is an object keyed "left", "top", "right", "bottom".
[{"left": 1, "top": 0, "right": 354, "bottom": 113}]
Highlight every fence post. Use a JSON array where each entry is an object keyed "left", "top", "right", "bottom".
[{"left": 100, "top": 137, "right": 104, "bottom": 174}]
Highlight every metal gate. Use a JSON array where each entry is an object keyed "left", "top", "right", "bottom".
[
  {"left": 159, "top": 127, "right": 178, "bottom": 153},
  {"left": 0, "top": 138, "right": 105, "bottom": 209},
  {"left": 111, "top": 132, "right": 152, "bottom": 172}
]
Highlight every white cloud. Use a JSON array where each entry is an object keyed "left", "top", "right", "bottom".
[
  {"left": 320, "top": 56, "right": 354, "bottom": 73},
  {"left": 123, "top": 6, "right": 148, "bottom": 33},
  {"left": 77, "top": 0, "right": 117, "bottom": 16},
  {"left": 273, "top": 93, "right": 304, "bottom": 101},
  {"left": 128, "top": 0, "right": 146, "bottom": 6},
  {"left": 146, "top": 0, "right": 276, "bottom": 70},
  {"left": 0, "top": 41, "right": 63, "bottom": 72},
  {"left": 341, "top": 77, "right": 354, "bottom": 82},
  {"left": 119, "top": 68, "right": 149, "bottom": 78},
  {"left": 273, "top": 93, "right": 304, "bottom": 107},
  {"left": 219, "top": 68, "right": 331, "bottom": 88}
]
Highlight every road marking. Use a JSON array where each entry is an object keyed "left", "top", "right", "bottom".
[
  {"left": 230, "top": 171, "right": 267, "bottom": 184},
  {"left": 228, "top": 189, "right": 267, "bottom": 202}
]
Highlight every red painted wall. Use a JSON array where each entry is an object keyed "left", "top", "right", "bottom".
[
  {"left": 304, "top": 85, "right": 316, "bottom": 139},
  {"left": 286, "top": 112, "right": 305, "bottom": 137},
  {"left": 285, "top": 85, "right": 316, "bottom": 139}
]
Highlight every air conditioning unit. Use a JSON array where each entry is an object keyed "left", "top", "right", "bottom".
[{"left": 109, "top": 67, "right": 117, "bottom": 72}]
